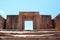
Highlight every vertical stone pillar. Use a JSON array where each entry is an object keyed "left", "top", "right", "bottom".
[
  {"left": 17, "top": 13, "right": 23, "bottom": 30},
  {"left": 36, "top": 15, "right": 40, "bottom": 30},
  {"left": 33, "top": 15, "right": 37, "bottom": 30}
]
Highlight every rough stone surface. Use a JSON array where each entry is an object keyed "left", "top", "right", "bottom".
[
  {"left": 0, "top": 15, "right": 5, "bottom": 29},
  {"left": 0, "top": 12, "right": 60, "bottom": 40},
  {"left": 41, "top": 15, "right": 53, "bottom": 29},
  {"left": 6, "top": 15, "right": 18, "bottom": 29},
  {"left": 17, "top": 12, "right": 41, "bottom": 30},
  {"left": 54, "top": 14, "right": 60, "bottom": 30},
  {"left": 0, "top": 12, "right": 60, "bottom": 30}
]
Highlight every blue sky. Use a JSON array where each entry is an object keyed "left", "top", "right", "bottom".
[{"left": 0, "top": 0, "right": 60, "bottom": 19}]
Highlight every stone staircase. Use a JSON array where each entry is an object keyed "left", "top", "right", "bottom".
[{"left": 0, "top": 29, "right": 60, "bottom": 40}]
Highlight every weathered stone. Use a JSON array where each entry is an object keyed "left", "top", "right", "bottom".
[
  {"left": 0, "top": 12, "right": 60, "bottom": 30},
  {"left": 0, "top": 15, "right": 5, "bottom": 29},
  {"left": 17, "top": 12, "right": 41, "bottom": 30},
  {"left": 41, "top": 15, "right": 53, "bottom": 29},
  {"left": 54, "top": 14, "right": 60, "bottom": 30},
  {"left": 6, "top": 15, "right": 18, "bottom": 29}
]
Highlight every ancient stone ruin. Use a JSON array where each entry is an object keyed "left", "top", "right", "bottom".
[{"left": 0, "top": 12, "right": 60, "bottom": 40}]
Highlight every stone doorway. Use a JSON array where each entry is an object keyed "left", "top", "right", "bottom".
[
  {"left": 24, "top": 21, "right": 33, "bottom": 30},
  {"left": 17, "top": 12, "right": 41, "bottom": 30}
]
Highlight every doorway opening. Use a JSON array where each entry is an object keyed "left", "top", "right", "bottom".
[{"left": 24, "top": 21, "right": 33, "bottom": 30}]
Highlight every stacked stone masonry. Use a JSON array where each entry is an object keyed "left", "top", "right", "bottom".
[
  {"left": 0, "top": 12, "right": 60, "bottom": 30},
  {"left": 0, "top": 15, "right": 5, "bottom": 29}
]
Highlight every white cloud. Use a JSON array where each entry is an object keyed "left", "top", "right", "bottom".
[
  {"left": 0, "top": 9, "right": 4, "bottom": 13},
  {"left": 0, "top": 9, "right": 6, "bottom": 19}
]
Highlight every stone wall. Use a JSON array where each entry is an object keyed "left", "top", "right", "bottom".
[
  {"left": 41, "top": 15, "right": 53, "bottom": 29},
  {"left": 54, "top": 14, "right": 60, "bottom": 30},
  {"left": 0, "top": 15, "right": 5, "bottom": 29},
  {"left": 6, "top": 15, "right": 18, "bottom": 29},
  {"left": 0, "top": 12, "right": 60, "bottom": 30},
  {"left": 17, "top": 12, "right": 41, "bottom": 30}
]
